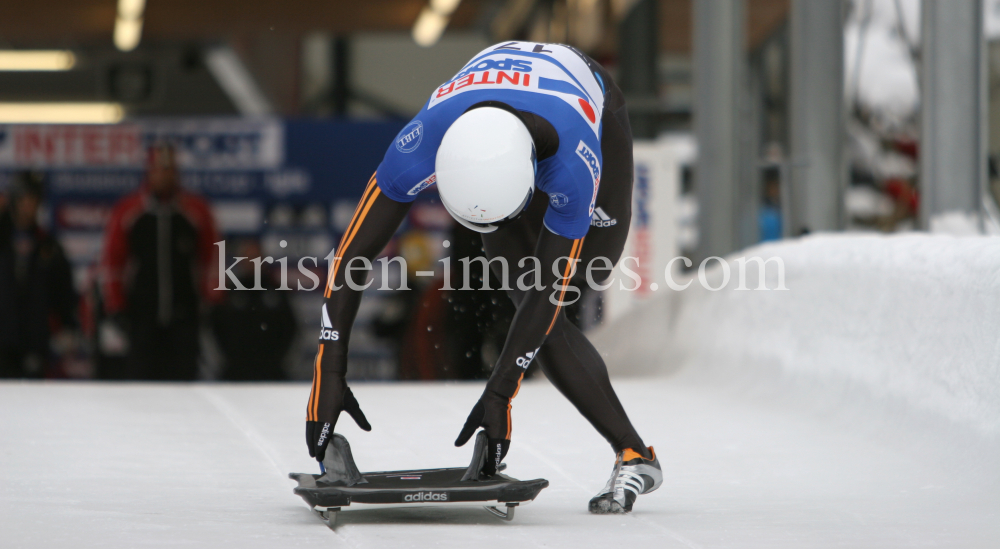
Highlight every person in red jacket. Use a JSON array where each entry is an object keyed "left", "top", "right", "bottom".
[{"left": 100, "top": 142, "right": 220, "bottom": 380}]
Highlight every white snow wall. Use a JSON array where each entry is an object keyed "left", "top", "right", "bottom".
[{"left": 590, "top": 234, "right": 1000, "bottom": 438}]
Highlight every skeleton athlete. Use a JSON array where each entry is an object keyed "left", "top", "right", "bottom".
[{"left": 305, "top": 41, "right": 661, "bottom": 514}]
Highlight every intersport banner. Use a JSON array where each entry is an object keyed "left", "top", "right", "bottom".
[
  {"left": 0, "top": 118, "right": 405, "bottom": 202},
  {"left": 0, "top": 119, "right": 283, "bottom": 170}
]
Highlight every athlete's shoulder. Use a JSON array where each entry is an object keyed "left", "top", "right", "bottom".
[{"left": 376, "top": 113, "right": 447, "bottom": 202}]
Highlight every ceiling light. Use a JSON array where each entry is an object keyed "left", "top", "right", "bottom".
[
  {"left": 114, "top": 17, "right": 143, "bottom": 52},
  {"left": 115, "top": 0, "right": 146, "bottom": 51},
  {"left": 117, "top": 0, "right": 146, "bottom": 21},
  {"left": 413, "top": 7, "right": 450, "bottom": 47},
  {"left": 0, "top": 50, "right": 76, "bottom": 71},
  {"left": 0, "top": 103, "right": 125, "bottom": 124},
  {"left": 430, "top": 0, "right": 462, "bottom": 15}
]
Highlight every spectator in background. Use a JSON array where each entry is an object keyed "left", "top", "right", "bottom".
[
  {"left": 210, "top": 238, "right": 296, "bottom": 381},
  {"left": 0, "top": 172, "right": 78, "bottom": 378},
  {"left": 881, "top": 177, "right": 918, "bottom": 232},
  {"left": 100, "top": 142, "right": 220, "bottom": 380},
  {"left": 759, "top": 169, "right": 783, "bottom": 242}
]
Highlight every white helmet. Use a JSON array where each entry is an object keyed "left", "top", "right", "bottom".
[{"left": 435, "top": 106, "right": 536, "bottom": 233}]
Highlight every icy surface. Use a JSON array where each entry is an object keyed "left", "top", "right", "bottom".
[{"left": 2, "top": 379, "right": 998, "bottom": 548}]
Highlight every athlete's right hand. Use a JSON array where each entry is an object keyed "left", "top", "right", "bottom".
[{"left": 306, "top": 382, "right": 371, "bottom": 461}]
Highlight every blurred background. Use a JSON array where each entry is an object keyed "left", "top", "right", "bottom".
[{"left": 0, "top": 0, "right": 997, "bottom": 382}]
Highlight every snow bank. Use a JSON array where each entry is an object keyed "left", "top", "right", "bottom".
[{"left": 592, "top": 233, "right": 1000, "bottom": 438}]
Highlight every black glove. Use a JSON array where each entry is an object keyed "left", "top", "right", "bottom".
[
  {"left": 454, "top": 390, "right": 511, "bottom": 477},
  {"left": 306, "top": 385, "right": 371, "bottom": 461}
]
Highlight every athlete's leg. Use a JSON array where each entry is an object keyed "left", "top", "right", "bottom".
[
  {"left": 543, "top": 67, "right": 646, "bottom": 454},
  {"left": 536, "top": 313, "right": 646, "bottom": 452},
  {"left": 533, "top": 203, "right": 644, "bottom": 454}
]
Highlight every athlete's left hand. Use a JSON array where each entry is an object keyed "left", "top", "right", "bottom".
[
  {"left": 455, "top": 389, "right": 510, "bottom": 476},
  {"left": 306, "top": 384, "right": 370, "bottom": 462}
]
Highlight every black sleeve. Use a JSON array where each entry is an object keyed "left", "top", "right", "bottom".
[
  {"left": 306, "top": 176, "right": 412, "bottom": 423},
  {"left": 484, "top": 227, "right": 584, "bottom": 401}
]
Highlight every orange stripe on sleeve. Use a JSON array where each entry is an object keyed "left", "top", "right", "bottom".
[
  {"left": 310, "top": 344, "right": 325, "bottom": 420},
  {"left": 546, "top": 238, "right": 583, "bottom": 334},
  {"left": 307, "top": 344, "right": 323, "bottom": 421},
  {"left": 506, "top": 372, "right": 526, "bottom": 439},
  {"left": 325, "top": 179, "right": 381, "bottom": 298},
  {"left": 324, "top": 175, "right": 377, "bottom": 291},
  {"left": 505, "top": 238, "right": 583, "bottom": 437},
  {"left": 327, "top": 186, "right": 381, "bottom": 297},
  {"left": 502, "top": 239, "right": 583, "bottom": 439},
  {"left": 310, "top": 173, "right": 377, "bottom": 421},
  {"left": 307, "top": 383, "right": 315, "bottom": 421}
]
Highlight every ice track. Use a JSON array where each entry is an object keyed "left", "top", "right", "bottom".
[{"left": 2, "top": 378, "right": 997, "bottom": 548}]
